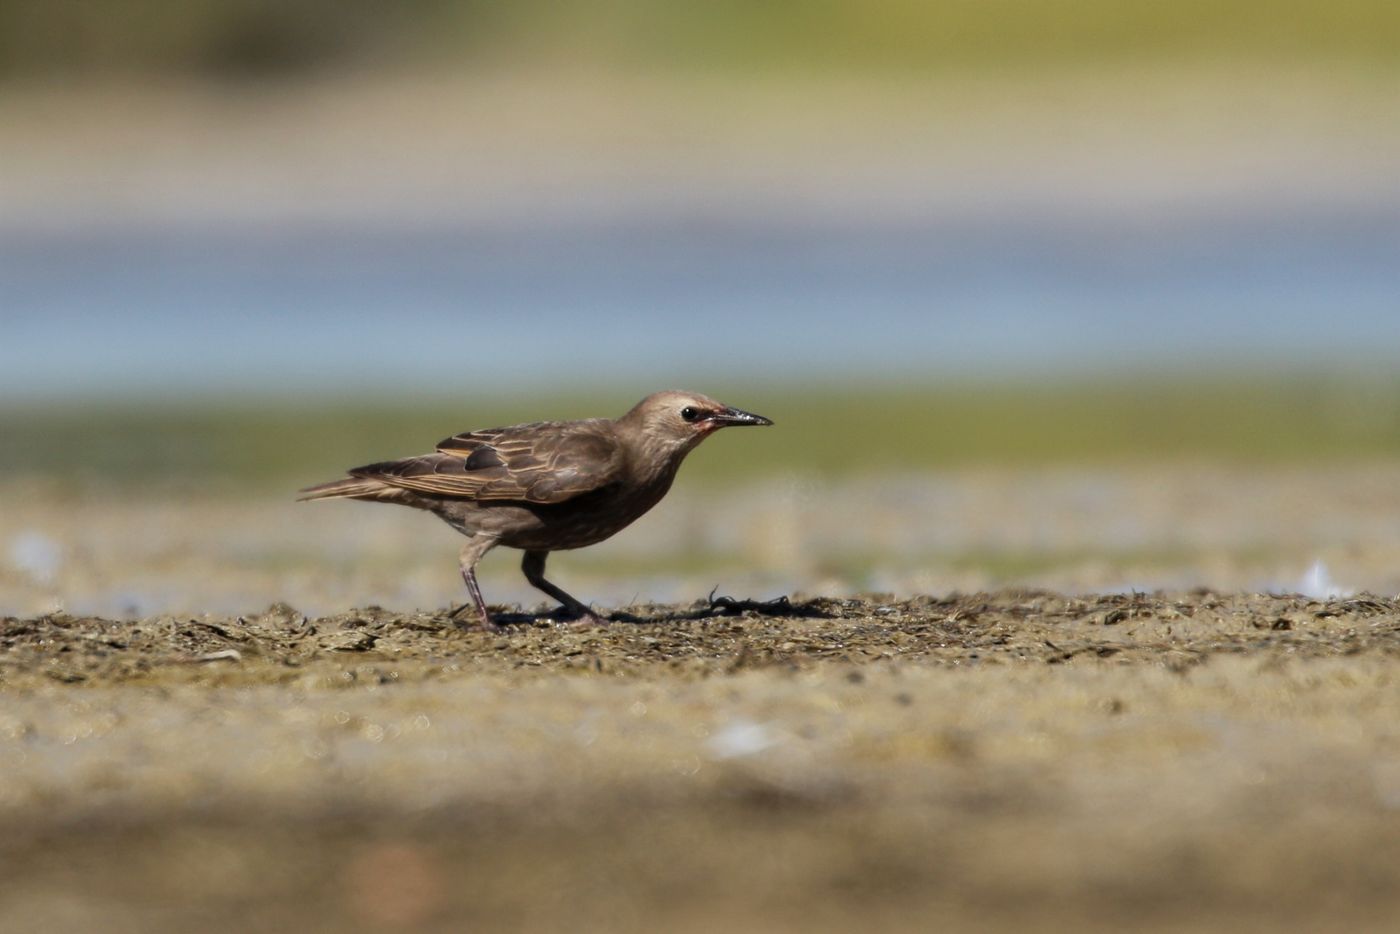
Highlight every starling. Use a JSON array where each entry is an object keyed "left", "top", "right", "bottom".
[{"left": 299, "top": 390, "right": 772, "bottom": 629}]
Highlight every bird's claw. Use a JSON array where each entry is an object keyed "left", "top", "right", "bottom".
[{"left": 447, "top": 604, "right": 503, "bottom": 632}]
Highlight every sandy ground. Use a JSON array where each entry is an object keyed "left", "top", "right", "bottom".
[
  {"left": 3, "top": 591, "right": 1400, "bottom": 933},
  {"left": 4, "top": 468, "right": 1400, "bottom": 931}
]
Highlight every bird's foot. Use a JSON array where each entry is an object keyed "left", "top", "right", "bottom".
[{"left": 447, "top": 604, "right": 504, "bottom": 633}]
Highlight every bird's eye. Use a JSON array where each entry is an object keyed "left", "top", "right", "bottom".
[{"left": 680, "top": 406, "right": 701, "bottom": 423}]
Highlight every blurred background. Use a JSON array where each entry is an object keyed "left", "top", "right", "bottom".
[{"left": 2, "top": 0, "right": 1399, "bottom": 615}]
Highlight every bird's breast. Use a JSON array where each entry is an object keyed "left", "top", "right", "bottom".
[{"left": 500, "top": 478, "right": 673, "bottom": 551}]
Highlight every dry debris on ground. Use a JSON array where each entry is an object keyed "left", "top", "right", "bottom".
[{"left": 2, "top": 592, "right": 1399, "bottom": 933}]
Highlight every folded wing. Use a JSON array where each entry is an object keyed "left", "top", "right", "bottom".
[{"left": 347, "top": 419, "right": 625, "bottom": 504}]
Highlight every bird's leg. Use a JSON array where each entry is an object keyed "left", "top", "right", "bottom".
[
  {"left": 455, "top": 565, "right": 495, "bottom": 630},
  {"left": 522, "top": 550, "right": 606, "bottom": 625},
  {"left": 450, "top": 537, "right": 501, "bottom": 631}
]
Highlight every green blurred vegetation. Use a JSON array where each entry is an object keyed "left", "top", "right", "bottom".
[
  {"left": 4, "top": 375, "right": 1399, "bottom": 493},
  {"left": 0, "top": 0, "right": 1395, "bottom": 79}
]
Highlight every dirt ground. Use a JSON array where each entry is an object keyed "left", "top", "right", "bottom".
[{"left": 3, "top": 591, "right": 1400, "bottom": 933}]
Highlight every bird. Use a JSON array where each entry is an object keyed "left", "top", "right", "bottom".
[{"left": 299, "top": 390, "right": 772, "bottom": 630}]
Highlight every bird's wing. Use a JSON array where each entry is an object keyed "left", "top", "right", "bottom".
[{"left": 348, "top": 420, "right": 626, "bottom": 504}]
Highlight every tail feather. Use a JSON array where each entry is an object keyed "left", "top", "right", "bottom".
[{"left": 297, "top": 477, "right": 390, "bottom": 501}]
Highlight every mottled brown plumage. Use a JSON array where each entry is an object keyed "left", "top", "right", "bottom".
[{"left": 299, "top": 390, "right": 772, "bottom": 629}]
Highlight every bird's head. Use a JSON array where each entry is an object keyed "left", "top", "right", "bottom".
[{"left": 621, "top": 390, "right": 773, "bottom": 459}]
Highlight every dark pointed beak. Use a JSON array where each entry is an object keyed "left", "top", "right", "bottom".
[{"left": 711, "top": 405, "right": 773, "bottom": 427}]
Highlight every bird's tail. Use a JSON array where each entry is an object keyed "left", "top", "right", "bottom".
[{"left": 296, "top": 476, "right": 389, "bottom": 502}]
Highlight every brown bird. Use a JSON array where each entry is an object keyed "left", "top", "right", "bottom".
[{"left": 299, "top": 390, "right": 772, "bottom": 629}]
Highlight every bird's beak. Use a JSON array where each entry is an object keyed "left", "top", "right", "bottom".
[{"left": 711, "top": 405, "right": 773, "bottom": 427}]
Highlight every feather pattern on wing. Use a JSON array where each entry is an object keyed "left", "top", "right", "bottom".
[{"left": 347, "top": 419, "right": 626, "bottom": 504}]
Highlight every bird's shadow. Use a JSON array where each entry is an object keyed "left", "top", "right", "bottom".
[
  {"left": 618, "top": 590, "right": 833, "bottom": 624},
  {"left": 478, "top": 590, "right": 831, "bottom": 628}
]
